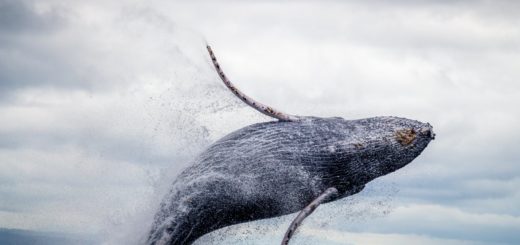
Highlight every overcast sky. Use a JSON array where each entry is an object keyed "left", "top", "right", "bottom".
[{"left": 1, "top": 0, "right": 520, "bottom": 244}]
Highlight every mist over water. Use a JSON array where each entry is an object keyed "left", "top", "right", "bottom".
[{"left": 85, "top": 30, "right": 248, "bottom": 245}]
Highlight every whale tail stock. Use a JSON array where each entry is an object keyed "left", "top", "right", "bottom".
[{"left": 206, "top": 45, "right": 300, "bottom": 122}]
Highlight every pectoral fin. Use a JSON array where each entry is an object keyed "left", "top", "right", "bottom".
[
  {"left": 206, "top": 45, "right": 300, "bottom": 122},
  {"left": 281, "top": 187, "right": 339, "bottom": 245}
]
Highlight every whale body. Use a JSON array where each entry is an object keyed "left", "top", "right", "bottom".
[{"left": 146, "top": 116, "right": 434, "bottom": 244}]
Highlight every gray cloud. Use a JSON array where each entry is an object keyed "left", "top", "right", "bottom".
[
  {"left": 0, "top": 0, "right": 68, "bottom": 97},
  {"left": 0, "top": 0, "right": 63, "bottom": 33}
]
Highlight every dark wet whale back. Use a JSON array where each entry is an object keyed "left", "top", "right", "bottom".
[{"left": 147, "top": 116, "right": 434, "bottom": 244}]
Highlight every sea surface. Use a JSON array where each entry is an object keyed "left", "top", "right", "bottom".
[{"left": 0, "top": 228, "right": 97, "bottom": 245}]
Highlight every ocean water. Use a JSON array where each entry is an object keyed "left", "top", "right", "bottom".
[{"left": 0, "top": 228, "right": 98, "bottom": 245}]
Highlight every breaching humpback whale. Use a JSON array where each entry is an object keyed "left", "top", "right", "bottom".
[{"left": 146, "top": 45, "right": 435, "bottom": 245}]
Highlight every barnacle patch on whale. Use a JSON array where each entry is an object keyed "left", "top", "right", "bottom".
[{"left": 395, "top": 128, "right": 417, "bottom": 146}]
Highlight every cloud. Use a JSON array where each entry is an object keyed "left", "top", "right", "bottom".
[
  {"left": 348, "top": 204, "right": 520, "bottom": 244},
  {"left": 0, "top": 0, "right": 63, "bottom": 33},
  {"left": 0, "top": 0, "right": 519, "bottom": 244}
]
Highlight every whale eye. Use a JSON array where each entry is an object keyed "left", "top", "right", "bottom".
[{"left": 395, "top": 128, "right": 417, "bottom": 146}]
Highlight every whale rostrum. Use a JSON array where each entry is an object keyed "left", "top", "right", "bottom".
[{"left": 146, "top": 45, "right": 435, "bottom": 245}]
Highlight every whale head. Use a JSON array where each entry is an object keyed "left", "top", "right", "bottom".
[{"left": 310, "top": 116, "right": 434, "bottom": 190}]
